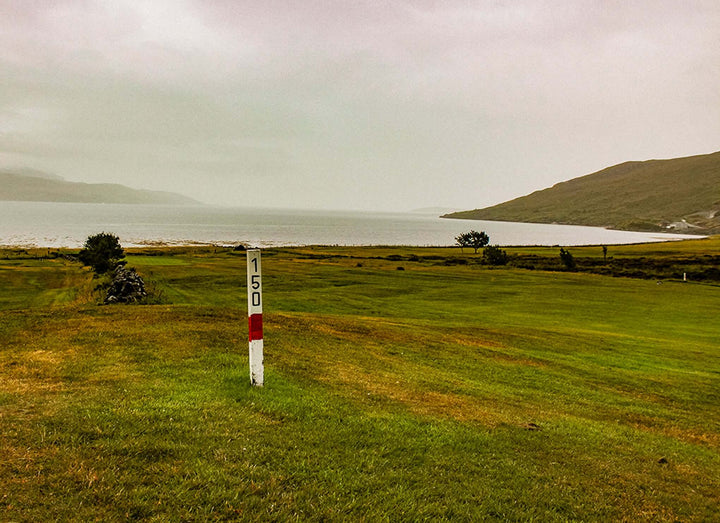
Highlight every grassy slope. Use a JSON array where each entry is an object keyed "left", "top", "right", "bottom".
[
  {"left": 0, "top": 171, "right": 198, "bottom": 205},
  {"left": 1, "top": 245, "right": 719, "bottom": 520},
  {"left": 445, "top": 151, "right": 720, "bottom": 233}
]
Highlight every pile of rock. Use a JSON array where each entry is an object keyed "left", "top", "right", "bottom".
[{"left": 105, "top": 266, "right": 147, "bottom": 304}]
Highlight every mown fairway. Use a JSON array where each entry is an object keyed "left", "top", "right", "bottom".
[{"left": 1, "top": 243, "right": 719, "bottom": 521}]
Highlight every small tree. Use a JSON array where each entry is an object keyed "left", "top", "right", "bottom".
[
  {"left": 468, "top": 230, "right": 490, "bottom": 253},
  {"left": 79, "top": 232, "right": 125, "bottom": 274},
  {"left": 455, "top": 232, "right": 471, "bottom": 253},
  {"left": 483, "top": 244, "right": 509, "bottom": 265},
  {"left": 455, "top": 230, "right": 489, "bottom": 254},
  {"left": 559, "top": 247, "right": 576, "bottom": 270}
]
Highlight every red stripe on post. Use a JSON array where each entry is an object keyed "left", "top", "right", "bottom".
[{"left": 248, "top": 313, "right": 263, "bottom": 341}]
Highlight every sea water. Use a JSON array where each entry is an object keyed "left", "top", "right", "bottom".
[{"left": 0, "top": 201, "right": 700, "bottom": 248}]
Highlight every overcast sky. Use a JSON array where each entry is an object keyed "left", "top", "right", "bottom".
[{"left": 1, "top": 1, "right": 718, "bottom": 211}]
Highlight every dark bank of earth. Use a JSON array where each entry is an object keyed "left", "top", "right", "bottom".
[{"left": 280, "top": 247, "right": 720, "bottom": 282}]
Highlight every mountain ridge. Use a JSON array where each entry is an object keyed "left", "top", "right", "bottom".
[
  {"left": 443, "top": 151, "right": 720, "bottom": 235},
  {"left": 0, "top": 169, "right": 199, "bottom": 205}
]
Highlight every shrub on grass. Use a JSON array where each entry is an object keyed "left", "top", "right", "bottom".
[
  {"left": 483, "top": 245, "right": 509, "bottom": 265},
  {"left": 79, "top": 232, "right": 125, "bottom": 274},
  {"left": 559, "top": 248, "right": 576, "bottom": 270}
]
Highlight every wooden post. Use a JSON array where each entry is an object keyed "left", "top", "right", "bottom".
[{"left": 247, "top": 249, "right": 263, "bottom": 386}]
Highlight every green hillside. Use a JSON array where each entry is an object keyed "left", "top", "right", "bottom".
[
  {"left": 444, "top": 151, "right": 720, "bottom": 234},
  {"left": 0, "top": 169, "right": 198, "bottom": 205}
]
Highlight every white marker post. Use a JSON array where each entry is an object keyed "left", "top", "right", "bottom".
[{"left": 247, "top": 249, "right": 263, "bottom": 386}]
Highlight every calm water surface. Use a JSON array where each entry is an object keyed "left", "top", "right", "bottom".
[{"left": 0, "top": 201, "right": 700, "bottom": 248}]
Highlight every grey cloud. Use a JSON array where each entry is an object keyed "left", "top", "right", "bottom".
[{"left": 1, "top": 0, "right": 719, "bottom": 210}]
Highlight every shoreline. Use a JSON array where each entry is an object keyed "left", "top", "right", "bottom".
[
  {"left": 0, "top": 235, "right": 710, "bottom": 251},
  {"left": 0, "top": 202, "right": 705, "bottom": 249}
]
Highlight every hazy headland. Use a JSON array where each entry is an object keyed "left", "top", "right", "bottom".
[
  {"left": 0, "top": 168, "right": 198, "bottom": 205},
  {"left": 445, "top": 150, "right": 720, "bottom": 235}
]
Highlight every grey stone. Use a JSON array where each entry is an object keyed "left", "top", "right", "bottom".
[{"left": 105, "top": 266, "right": 147, "bottom": 304}]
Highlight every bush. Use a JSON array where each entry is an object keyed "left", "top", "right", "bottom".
[
  {"left": 78, "top": 232, "right": 125, "bottom": 274},
  {"left": 483, "top": 245, "right": 509, "bottom": 265},
  {"left": 559, "top": 248, "right": 576, "bottom": 270}
]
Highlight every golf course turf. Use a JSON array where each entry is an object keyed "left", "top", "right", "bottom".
[{"left": 1, "top": 240, "right": 719, "bottom": 521}]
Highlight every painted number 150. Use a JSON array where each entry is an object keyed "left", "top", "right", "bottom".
[{"left": 250, "top": 257, "right": 261, "bottom": 307}]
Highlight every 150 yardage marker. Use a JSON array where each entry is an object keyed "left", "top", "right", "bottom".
[{"left": 247, "top": 249, "right": 263, "bottom": 386}]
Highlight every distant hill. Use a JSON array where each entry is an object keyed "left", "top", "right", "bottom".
[
  {"left": 443, "top": 151, "right": 720, "bottom": 234},
  {"left": 2, "top": 168, "right": 65, "bottom": 181},
  {"left": 0, "top": 169, "right": 199, "bottom": 205}
]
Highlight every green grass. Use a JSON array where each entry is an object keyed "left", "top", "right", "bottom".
[{"left": 1, "top": 243, "right": 719, "bottom": 520}]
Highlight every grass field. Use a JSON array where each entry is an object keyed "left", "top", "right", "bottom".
[{"left": 1, "top": 241, "right": 719, "bottom": 521}]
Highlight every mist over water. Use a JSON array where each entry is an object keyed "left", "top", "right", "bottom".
[{"left": 0, "top": 202, "right": 700, "bottom": 248}]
